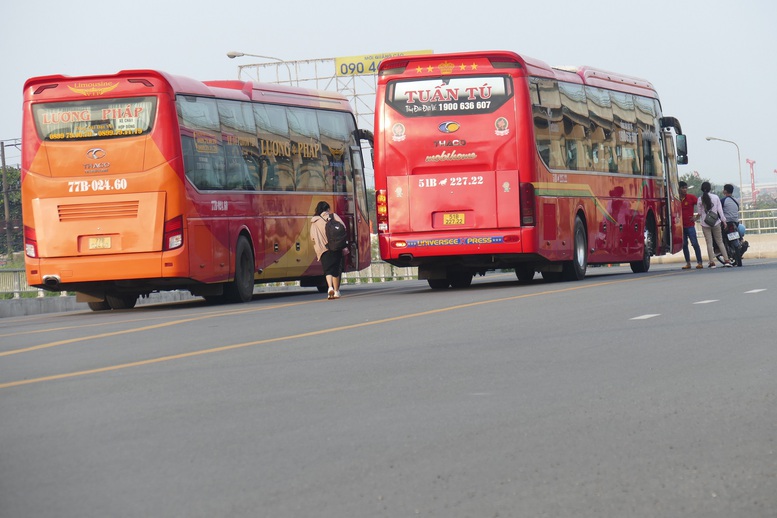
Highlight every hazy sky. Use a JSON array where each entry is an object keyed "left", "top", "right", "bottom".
[{"left": 2, "top": 0, "right": 775, "bottom": 190}]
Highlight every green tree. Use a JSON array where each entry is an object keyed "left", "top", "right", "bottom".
[
  {"left": 1, "top": 164, "right": 22, "bottom": 257},
  {"left": 679, "top": 171, "right": 719, "bottom": 195},
  {"left": 754, "top": 192, "right": 777, "bottom": 209}
]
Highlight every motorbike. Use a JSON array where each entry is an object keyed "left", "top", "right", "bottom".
[{"left": 715, "top": 221, "right": 748, "bottom": 267}]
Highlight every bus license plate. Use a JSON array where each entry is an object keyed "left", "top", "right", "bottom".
[
  {"left": 727, "top": 231, "right": 740, "bottom": 241},
  {"left": 443, "top": 213, "right": 465, "bottom": 225},
  {"left": 89, "top": 237, "right": 112, "bottom": 250}
]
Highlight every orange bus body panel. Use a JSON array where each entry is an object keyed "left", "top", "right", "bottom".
[{"left": 22, "top": 70, "right": 371, "bottom": 305}]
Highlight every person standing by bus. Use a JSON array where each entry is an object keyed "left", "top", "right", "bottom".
[
  {"left": 679, "top": 181, "right": 704, "bottom": 270},
  {"left": 697, "top": 182, "right": 731, "bottom": 268},
  {"left": 311, "top": 201, "right": 346, "bottom": 299}
]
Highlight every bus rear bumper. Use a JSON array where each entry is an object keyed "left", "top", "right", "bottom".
[
  {"left": 379, "top": 227, "right": 539, "bottom": 267},
  {"left": 25, "top": 250, "right": 189, "bottom": 292}
]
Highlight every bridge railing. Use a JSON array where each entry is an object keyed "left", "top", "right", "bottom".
[
  {"left": 0, "top": 262, "right": 417, "bottom": 297},
  {"left": 740, "top": 208, "right": 777, "bottom": 235}
]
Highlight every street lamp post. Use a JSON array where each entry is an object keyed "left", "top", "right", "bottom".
[
  {"left": 705, "top": 136, "right": 743, "bottom": 201},
  {"left": 227, "top": 51, "right": 293, "bottom": 85}
]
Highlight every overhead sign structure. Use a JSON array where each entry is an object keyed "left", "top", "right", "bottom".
[{"left": 335, "top": 50, "right": 433, "bottom": 77}]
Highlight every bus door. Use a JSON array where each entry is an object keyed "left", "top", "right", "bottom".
[
  {"left": 348, "top": 139, "right": 371, "bottom": 271},
  {"left": 659, "top": 120, "right": 685, "bottom": 255}
]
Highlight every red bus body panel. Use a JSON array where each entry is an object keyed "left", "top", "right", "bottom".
[{"left": 374, "top": 51, "right": 683, "bottom": 279}]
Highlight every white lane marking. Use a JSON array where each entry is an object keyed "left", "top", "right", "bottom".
[
  {"left": 745, "top": 289, "right": 766, "bottom": 294},
  {"left": 631, "top": 314, "right": 660, "bottom": 320},
  {"left": 694, "top": 300, "right": 719, "bottom": 304}
]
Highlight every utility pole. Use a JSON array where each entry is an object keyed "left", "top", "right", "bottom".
[{"left": 1, "top": 141, "right": 13, "bottom": 257}]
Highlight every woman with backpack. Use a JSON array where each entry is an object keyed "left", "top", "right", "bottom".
[{"left": 310, "top": 201, "right": 347, "bottom": 299}]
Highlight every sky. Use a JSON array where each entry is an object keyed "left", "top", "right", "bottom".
[{"left": 2, "top": 0, "right": 775, "bottom": 191}]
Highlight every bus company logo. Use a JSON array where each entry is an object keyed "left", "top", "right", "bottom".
[
  {"left": 86, "top": 148, "right": 106, "bottom": 160},
  {"left": 437, "top": 61, "right": 456, "bottom": 75},
  {"left": 392, "top": 123, "right": 406, "bottom": 142},
  {"left": 495, "top": 117, "right": 509, "bottom": 136},
  {"left": 438, "top": 121, "right": 460, "bottom": 134},
  {"left": 67, "top": 81, "right": 119, "bottom": 97},
  {"left": 434, "top": 139, "right": 467, "bottom": 148},
  {"left": 407, "top": 236, "right": 504, "bottom": 247},
  {"left": 328, "top": 144, "right": 345, "bottom": 159}
]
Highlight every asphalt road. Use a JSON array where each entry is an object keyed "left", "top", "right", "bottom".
[{"left": 1, "top": 260, "right": 776, "bottom": 518}]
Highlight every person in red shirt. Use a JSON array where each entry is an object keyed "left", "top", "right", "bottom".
[{"left": 679, "top": 181, "right": 704, "bottom": 269}]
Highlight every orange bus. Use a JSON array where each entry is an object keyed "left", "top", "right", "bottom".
[
  {"left": 374, "top": 50, "right": 687, "bottom": 288},
  {"left": 22, "top": 70, "right": 372, "bottom": 309}
]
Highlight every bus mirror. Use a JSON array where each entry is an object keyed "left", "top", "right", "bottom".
[
  {"left": 676, "top": 134, "right": 688, "bottom": 164},
  {"left": 357, "top": 129, "right": 374, "bottom": 148}
]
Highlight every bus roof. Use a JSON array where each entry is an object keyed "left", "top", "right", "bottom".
[
  {"left": 23, "top": 69, "right": 353, "bottom": 110},
  {"left": 378, "top": 50, "right": 658, "bottom": 98}
]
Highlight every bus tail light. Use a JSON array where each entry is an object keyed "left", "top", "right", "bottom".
[
  {"left": 24, "top": 226, "right": 38, "bottom": 258},
  {"left": 376, "top": 190, "right": 389, "bottom": 232},
  {"left": 519, "top": 183, "right": 536, "bottom": 226},
  {"left": 163, "top": 215, "right": 183, "bottom": 250}
]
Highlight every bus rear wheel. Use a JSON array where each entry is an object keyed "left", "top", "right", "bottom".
[
  {"left": 562, "top": 216, "right": 588, "bottom": 281},
  {"left": 88, "top": 300, "right": 111, "bottom": 311},
  {"left": 515, "top": 266, "right": 535, "bottom": 283},
  {"left": 449, "top": 272, "right": 473, "bottom": 288},
  {"left": 427, "top": 278, "right": 450, "bottom": 290},
  {"left": 225, "top": 236, "right": 255, "bottom": 303},
  {"left": 106, "top": 293, "right": 138, "bottom": 310}
]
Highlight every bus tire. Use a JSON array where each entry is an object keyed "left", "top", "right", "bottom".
[
  {"left": 88, "top": 300, "right": 111, "bottom": 311},
  {"left": 428, "top": 278, "right": 450, "bottom": 290},
  {"left": 106, "top": 293, "right": 138, "bottom": 310},
  {"left": 449, "top": 272, "right": 473, "bottom": 288},
  {"left": 225, "top": 236, "right": 255, "bottom": 303},
  {"left": 515, "top": 265, "right": 535, "bottom": 283},
  {"left": 630, "top": 219, "right": 654, "bottom": 273},
  {"left": 562, "top": 216, "right": 588, "bottom": 281}
]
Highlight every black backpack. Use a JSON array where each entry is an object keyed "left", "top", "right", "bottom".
[{"left": 324, "top": 214, "right": 348, "bottom": 251}]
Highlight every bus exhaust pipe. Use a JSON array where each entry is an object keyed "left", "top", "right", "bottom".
[{"left": 43, "top": 275, "right": 61, "bottom": 288}]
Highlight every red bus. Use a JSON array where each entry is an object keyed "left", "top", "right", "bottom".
[
  {"left": 22, "top": 70, "right": 372, "bottom": 309},
  {"left": 374, "top": 50, "right": 687, "bottom": 288}
]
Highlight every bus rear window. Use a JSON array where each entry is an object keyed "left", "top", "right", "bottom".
[
  {"left": 386, "top": 76, "right": 512, "bottom": 117},
  {"left": 32, "top": 97, "right": 157, "bottom": 141}
]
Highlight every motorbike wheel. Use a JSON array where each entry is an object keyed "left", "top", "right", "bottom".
[{"left": 733, "top": 244, "right": 743, "bottom": 267}]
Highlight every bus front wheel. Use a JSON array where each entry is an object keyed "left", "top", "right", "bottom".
[{"left": 630, "top": 220, "right": 654, "bottom": 273}]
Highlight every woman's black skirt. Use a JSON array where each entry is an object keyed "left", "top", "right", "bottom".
[{"left": 321, "top": 250, "right": 343, "bottom": 277}]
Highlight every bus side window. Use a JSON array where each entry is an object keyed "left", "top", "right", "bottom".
[
  {"left": 296, "top": 158, "right": 327, "bottom": 191},
  {"left": 590, "top": 127, "right": 607, "bottom": 172},
  {"left": 274, "top": 157, "right": 295, "bottom": 191},
  {"left": 564, "top": 124, "right": 586, "bottom": 170}
]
